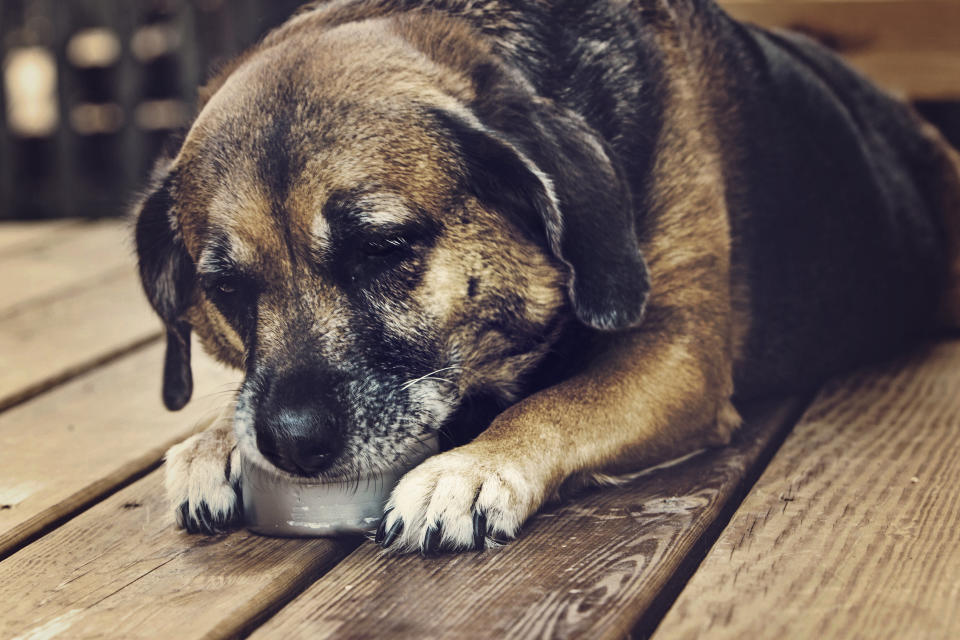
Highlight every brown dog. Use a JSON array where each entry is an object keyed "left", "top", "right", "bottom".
[{"left": 135, "top": 0, "right": 960, "bottom": 553}]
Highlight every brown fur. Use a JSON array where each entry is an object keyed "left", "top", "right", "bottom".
[{"left": 472, "top": 24, "right": 741, "bottom": 498}]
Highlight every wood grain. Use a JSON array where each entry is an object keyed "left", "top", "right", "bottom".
[
  {"left": 721, "top": 1, "right": 960, "bottom": 99},
  {"left": 0, "top": 340, "right": 239, "bottom": 559},
  {"left": 0, "top": 470, "right": 357, "bottom": 640},
  {"left": 248, "top": 399, "right": 808, "bottom": 640},
  {"left": 0, "top": 268, "right": 162, "bottom": 411},
  {"left": 655, "top": 340, "right": 960, "bottom": 639},
  {"left": 0, "top": 219, "right": 134, "bottom": 313}
]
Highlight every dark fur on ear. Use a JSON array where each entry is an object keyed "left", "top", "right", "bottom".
[
  {"left": 133, "top": 165, "right": 196, "bottom": 410},
  {"left": 434, "top": 103, "right": 650, "bottom": 331}
]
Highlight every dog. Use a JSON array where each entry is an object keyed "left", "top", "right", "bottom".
[{"left": 134, "top": 0, "right": 960, "bottom": 554}]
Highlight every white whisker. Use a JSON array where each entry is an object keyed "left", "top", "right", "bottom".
[{"left": 399, "top": 366, "right": 462, "bottom": 391}]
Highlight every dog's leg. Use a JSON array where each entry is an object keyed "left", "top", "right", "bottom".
[
  {"left": 164, "top": 408, "right": 243, "bottom": 534},
  {"left": 378, "top": 308, "right": 739, "bottom": 553},
  {"left": 380, "top": 117, "right": 739, "bottom": 553},
  {"left": 378, "top": 105, "right": 741, "bottom": 553}
]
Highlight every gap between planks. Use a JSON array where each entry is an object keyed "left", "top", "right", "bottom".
[
  {"left": 0, "top": 470, "right": 358, "bottom": 640},
  {"left": 245, "top": 397, "right": 809, "bottom": 640},
  {"left": 0, "top": 219, "right": 84, "bottom": 254},
  {"left": 654, "top": 339, "right": 960, "bottom": 639},
  {"left": 0, "top": 221, "right": 164, "bottom": 413},
  {"left": 0, "top": 339, "right": 239, "bottom": 560},
  {"left": 0, "top": 220, "right": 354, "bottom": 639},
  {"left": 0, "top": 219, "right": 136, "bottom": 313}
]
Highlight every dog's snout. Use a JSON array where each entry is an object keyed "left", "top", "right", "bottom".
[
  {"left": 254, "top": 368, "right": 346, "bottom": 476},
  {"left": 256, "top": 424, "right": 336, "bottom": 476}
]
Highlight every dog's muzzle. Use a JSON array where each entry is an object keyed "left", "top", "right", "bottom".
[{"left": 252, "top": 367, "right": 347, "bottom": 476}]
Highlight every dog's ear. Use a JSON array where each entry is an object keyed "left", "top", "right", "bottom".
[
  {"left": 133, "top": 163, "right": 195, "bottom": 411},
  {"left": 435, "top": 106, "right": 650, "bottom": 331}
]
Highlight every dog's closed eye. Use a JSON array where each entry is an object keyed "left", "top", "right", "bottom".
[
  {"left": 342, "top": 234, "right": 416, "bottom": 286},
  {"left": 204, "top": 274, "right": 258, "bottom": 340},
  {"left": 362, "top": 236, "right": 408, "bottom": 258},
  {"left": 207, "top": 274, "right": 254, "bottom": 299},
  {"left": 216, "top": 279, "right": 239, "bottom": 294}
]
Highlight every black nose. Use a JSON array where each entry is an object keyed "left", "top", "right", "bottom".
[{"left": 254, "top": 368, "right": 346, "bottom": 476}]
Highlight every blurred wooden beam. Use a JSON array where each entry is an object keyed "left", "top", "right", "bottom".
[{"left": 721, "top": 0, "right": 960, "bottom": 100}]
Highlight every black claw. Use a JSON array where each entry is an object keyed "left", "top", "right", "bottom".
[
  {"left": 375, "top": 508, "right": 394, "bottom": 544},
  {"left": 490, "top": 531, "right": 511, "bottom": 546},
  {"left": 227, "top": 501, "right": 243, "bottom": 529},
  {"left": 381, "top": 517, "right": 404, "bottom": 548},
  {"left": 472, "top": 510, "right": 487, "bottom": 550},
  {"left": 195, "top": 502, "right": 215, "bottom": 535},
  {"left": 222, "top": 509, "right": 239, "bottom": 531},
  {"left": 179, "top": 502, "right": 195, "bottom": 533},
  {"left": 422, "top": 522, "right": 441, "bottom": 556},
  {"left": 224, "top": 453, "right": 234, "bottom": 485},
  {"left": 231, "top": 477, "right": 243, "bottom": 510},
  {"left": 179, "top": 500, "right": 242, "bottom": 536}
]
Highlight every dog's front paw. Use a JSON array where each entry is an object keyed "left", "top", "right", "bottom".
[
  {"left": 164, "top": 427, "right": 243, "bottom": 535},
  {"left": 376, "top": 444, "right": 545, "bottom": 554}
]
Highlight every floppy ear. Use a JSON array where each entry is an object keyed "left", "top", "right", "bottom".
[
  {"left": 133, "top": 165, "right": 196, "bottom": 410},
  {"left": 435, "top": 106, "right": 650, "bottom": 331}
]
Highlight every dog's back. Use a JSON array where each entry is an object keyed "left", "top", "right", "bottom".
[{"left": 685, "top": 5, "right": 960, "bottom": 396}]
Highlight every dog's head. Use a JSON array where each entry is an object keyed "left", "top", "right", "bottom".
[{"left": 134, "top": 13, "right": 649, "bottom": 478}]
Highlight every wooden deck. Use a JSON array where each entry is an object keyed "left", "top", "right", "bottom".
[{"left": 1, "top": 219, "right": 959, "bottom": 639}]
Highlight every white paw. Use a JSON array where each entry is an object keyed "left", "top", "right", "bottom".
[
  {"left": 165, "top": 427, "right": 242, "bottom": 534},
  {"left": 375, "top": 445, "right": 545, "bottom": 553}
]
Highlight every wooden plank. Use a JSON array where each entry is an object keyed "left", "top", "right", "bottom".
[
  {"left": 0, "top": 219, "right": 134, "bottom": 312},
  {"left": 842, "top": 51, "right": 960, "bottom": 101},
  {"left": 654, "top": 339, "right": 960, "bottom": 639},
  {"left": 721, "top": 1, "right": 960, "bottom": 100},
  {"left": 248, "top": 398, "right": 809, "bottom": 640},
  {"left": 0, "top": 220, "right": 82, "bottom": 254},
  {"left": 0, "top": 470, "right": 357, "bottom": 640},
  {"left": 724, "top": 0, "right": 960, "bottom": 54},
  {"left": 0, "top": 339, "right": 239, "bottom": 558},
  {"left": 0, "top": 268, "right": 161, "bottom": 411}
]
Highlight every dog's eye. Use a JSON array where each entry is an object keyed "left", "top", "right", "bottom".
[
  {"left": 204, "top": 275, "right": 256, "bottom": 342},
  {"left": 210, "top": 276, "right": 248, "bottom": 299},
  {"left": 362, "top": 236, "right": 407, "bottom": 258},
  {"left": 217, "top": 281, "right": 237, "bottom": 294}
]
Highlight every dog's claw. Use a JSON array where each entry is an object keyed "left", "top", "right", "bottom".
[
  {"left": 422, "top": 522, "right": 441, "bottom": 555},
  {"left": 472, "top": 510, "right": 487, "bottom": 550},
  {"left": 178, "top": 499, "right": 238, "bottom": 535},
  {"left": 375, "top": 508, "right": 393, "bottom": 544},
  {"left": 179, "top": 502, "right": 194, "bottom": 533},
  {"left": 198, "top": 503, "right": 215, "bottom": 534},
  {"left": 490, "top": 532, "right": 512, "bottom": 546},
  {"left": 381, "top": 517, "right": 403, "bottom": 548}
]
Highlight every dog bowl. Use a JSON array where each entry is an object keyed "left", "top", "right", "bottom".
[{"left": 242, "top": 436, "right": 438, "bottom": 537}]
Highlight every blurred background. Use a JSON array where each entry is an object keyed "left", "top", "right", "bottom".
[
  {"left": 0, "top": 0, "right": 959, "bottom": 220},
  {"left": 0, "top": 0, "right": 304, "bottom": 220}
]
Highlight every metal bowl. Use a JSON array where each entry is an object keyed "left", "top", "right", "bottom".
[{"left": 241, "top": 436, "right": 438, "bottom": 537}]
